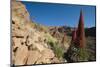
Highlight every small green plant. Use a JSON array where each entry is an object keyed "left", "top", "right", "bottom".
[
  {"left": 48, "top": 41, "right": 64, "bottom": 59},
  {"left": 54, "top": 44, "right": 64, "bottom": 59},
  {"left": 77, "top": 48, "right": 89, "bottom": 61},
  {"left": 45, "top": 33, "right": 64, "bottom": 59},
  {"left": 45, "top": 33, "right": 57, "bottom": 43}
]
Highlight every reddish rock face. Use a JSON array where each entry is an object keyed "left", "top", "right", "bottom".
[{"left": 72, "top": 10, "right": 85, "bottom": 48}]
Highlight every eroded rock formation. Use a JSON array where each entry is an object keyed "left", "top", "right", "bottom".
[{"left": 12, "top": 0, "right": 59, "bottom": 65}]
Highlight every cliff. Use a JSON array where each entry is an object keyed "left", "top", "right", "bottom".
[{"left": 12, "top": 0, "right": 60, "bottom": 65}]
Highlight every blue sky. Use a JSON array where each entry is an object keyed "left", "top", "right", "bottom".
[{"left": 22, "top": 1, "right": 96, "bottom": 28}]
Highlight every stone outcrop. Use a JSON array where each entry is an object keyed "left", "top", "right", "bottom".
[{"left": 12, "top": 0, "right": 59, "bottom": 65}]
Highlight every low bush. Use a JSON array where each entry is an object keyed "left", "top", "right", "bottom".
[
  {"left": 77, "top": 48, "right": 89, "bottom": 61},
  {"left": 45, "top": 33, "right": 64, "bottom": 59}
]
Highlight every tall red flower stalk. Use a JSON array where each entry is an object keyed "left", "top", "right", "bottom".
[
  {"left": 77, "top": 10, "right": 85, "bottom": 48},
  {"left": 71, "top": 28, "right": 77, "bottom": 43},
  {"left": 72, "top": 10, "right": 85, "bottom": 48}
]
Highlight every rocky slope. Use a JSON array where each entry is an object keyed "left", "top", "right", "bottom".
[
  {"left": 12, "top": 0, "right": 60, "bottom": 65},
  {"left": 11, "top": 0, "right": 96, "bottom": 66},
  {"left": 48, "top": 26, "right": 71, "bottom": 50}
]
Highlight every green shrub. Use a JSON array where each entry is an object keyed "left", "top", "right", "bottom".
[
  {"left": 45, "top": 33, "right": 63, "bottom": 59},
  {"left": 48, "top": 41, "right": 64, "bottom": 59},
  {"left": 78, "top": 48, "right": 89, "bottom": 61},
  {"left": 45, "top": 33, "right": 64, "bottom": 59},
  {"left": 45, "top": 33, "right": 57, "bottom": 43}
]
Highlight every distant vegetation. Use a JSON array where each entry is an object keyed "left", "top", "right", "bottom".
[{"left": 85, "top": 27, "right": 96, "bottom": 37}]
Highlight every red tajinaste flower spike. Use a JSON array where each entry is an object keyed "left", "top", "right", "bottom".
[{"left": 76, "top": 10, "right": 85, "bottom": 48}]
